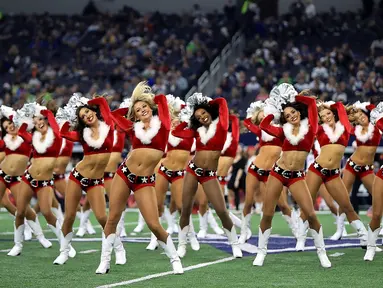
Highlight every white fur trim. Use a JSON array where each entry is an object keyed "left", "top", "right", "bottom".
[
  {"left": 197, "top": 117, "right": 219, "bottom": 145},
  {"left": 134, "top": 115, "right": 161, "bottom": 144},
  {"left": 354, "top": 123, "right": 374, "bottom": 143},
  {"left": 314, "top": 140, "right": 321, "bottom": 154},
  {"left": 3, "top": 134, "right": 24, "bottom": 151},
  {"left": 113, "top": 130, "right": 118, "bottom": 147},
  {"left": 32, "top": 127, "right": 55, "bottom": 154},
  {"left": 353, "top": 101, "right": 369, "bottom": 112},
  {"left": 191, "top": 139, "right": 196, "bottom": 152},
  {"left": 83, "top": 121, "right": 110, "bottom": 149},
  {"left": 261, "top": 130, "right": 275, "bottom": 142},
  {"left": 282, "top": 118, "right": 309, "bottom": 145},
  {"left": 222, "top": 132, "right": 233, "bottom": 153},
  {"left": 322, "top": 121, "right": 345, "bottom": 143},
  {"left": 59, "top": 138, "right": 66, "bottom": 155},
  {"left": 168, "top": 133, "right": 182, "bottom": 147}
]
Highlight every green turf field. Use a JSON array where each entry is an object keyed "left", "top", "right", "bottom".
[{"left": 0, "top": 210, "right": 382, "bottom": 288}]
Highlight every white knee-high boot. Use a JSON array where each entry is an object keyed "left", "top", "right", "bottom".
[
  {"left": 207, "top": 210, "right": 224, "bottom": 235},
  {"left": 171, "top": 211, "right": 179, "bottom": 233},
  {"left": 117, "top": 209, "right": 127, "bottom": 237},
  {"left": 364, "top": 226, "right": 382, "bottom": 261},
  {"left": 229, "top": 212, "right": 242, "bottom": 228},
  {"left": 350, "top": 219, "right": 368, "bottom": 247},
  {"left": 310, "top": 226, "right": 331, "bottom": 268},
  {"left": 114, "top": 235, "right": 126, "bottom": 265},
  {"left": 76, "top": 209, "right": 89, "bottom": 237},
  {"left": 158, "top": 235, "right": 184, "bottom": 274},
  {"left": 27, "top": 218, "right": 52, "bottom": 248},
  {"left": 282, "top": 214, "right": 298, "bottom": 238},
  {"left": 53, "top": 231, "right": 73, "bottom": 265},
  {"left": 253, "top": 227, "right": 272, "bottom": 266},
  {"left": 164, "top": 206, "right": 175, "bottom": 235},
  {"left": 330, "top": 213, "right": 346, "bottom": 240},
  {"left": 8, "top": 223, "right": 24, "bottom": 256},
  {"left": 188, "top": 215, "right": 200, "bottom": 251},
  {"left": 95, "top": 234, "right": 115, "bottom": 274},
  {"left": 133, "top": 211, "right": 145, "bottom": 233},
  {"left": 295, "top": 218, "right": 308, "bottom": 251},
  {"left": 238, "top": 213, "right": 252, "bottom": 244},
  {"left": 224, "top": 226, "right": 242, "bottom": 258},
  {"left": 48, "top": 220, "right": 76, "bottom": 258},
  {"left": 197, "top": 211, "right": 208, "bottom": 238},
  {"left": 52, "top": 204, "right": 64, "bottom": 224}
]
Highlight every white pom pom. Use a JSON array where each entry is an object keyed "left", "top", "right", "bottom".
[
  {"left": 179, "top": 104, "right": 193, "bottom": 123},
  {"left": 119, "top": 97, "right": 132, "bottom": 109},
  {"left": 13, "top": 112, "right": 34, "bottom": 131},
  {"left": 269, "top": 83, "right": 298, "bottom": 105},
  {"left": 246, "top": 101, "right": 265, "bottom": 118},
  {"left": 370, "top": 102, "right": 383, "bottom": 124},
  {"left": 0, "top": 105, "right": 15, "bottom": 119},
  {"left": 353, "top": 101, "right": 369, "bottom": 112}
]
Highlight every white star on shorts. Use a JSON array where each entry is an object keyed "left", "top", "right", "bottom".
[
  {"left": 177, "top": 171, "right": 183, "bottom": 176},
  {"left": 297, "top": 172, "right": 302, "bottom": 177},
  {"left": 142, "top": 177, "right": 148, "bottom": 183},
  {"left": 274, "top": 166, "right": 280, "bottom": 172},
  {"left": 314, "top": 163, "right": 319, "bottom": 168},
  {"left": 189, "top": 163, "right": 195, "bottom": 168},
  {"left": 42, "top": 181, "right": 48, "bottom": 186},
  {"left": 94, "top": 180, "right": 99, "bottom": 185},
  {"left": 122, "top": 166, "right": 127, "bottom": 173},
  {"left": 349, "top": 161, "right": 354, "bottom": 166},
  {"left": 50, "top": 180, "right": 54, "bottom": 185},
  {"left": 73, "top": 171, "right": 79, "bottom": 177},
  {"left": 26, "top": 174, "right": 31, "bottom": 179},
  {"left": 209, "top": 171, "right": 215, "bottom": 176},
  {"left": 160, "top": 166, "right": 166, "bottom": 171},
  {"left": 250, "top": 164, "right": 255, "bottom": 170},
  {"left": 101, "top": 179, "right": 104, "bottom": 184},
  {"left": 150, "top": 175, "right": 155, "bottom": 182},
  {"left": 365, "top": 165, "right": 370, "bottom": 170},
  {"left": 17, "top": 176, "right": 21, "bottom": 181}
]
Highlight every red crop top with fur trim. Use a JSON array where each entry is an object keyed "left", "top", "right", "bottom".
[
  {"left": 260, "top": 96, "right": 318, "bottom": 152},
  {"left": 167, "top": 135, "right": 194, "bottom": 153},
  {"left": 353, "top": 122, "right": 381, "bottom": 147},
  {"left": 59, "top": 139, "right": 74, "bottom": 157},
  {"left": 316, "top": 102, "right": 351, "bottom": 148},
  {"left": 18, "top": 110, "right": 62, "bottom": 158},
  {"left": 1, "top": 134, "right": 32, "bottom": 157},
  {"left": 111, "top": 94, "right": 170, "bottom": 152},
  {"left": 221, "top": 114, "right": 240, "bottom": 157},
  {"left": 60, "top": 97, "right": 114, "bottom": 155},
  {"left": 112, "top": 129, "right": 126, "bottom": 153},
  {"left": 172, "top": 98, "right": 229, "bottom": 152},
  {"left": 244, "top": 118, "right": 282, "bottom": 147}
]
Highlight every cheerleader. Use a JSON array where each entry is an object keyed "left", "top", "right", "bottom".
[
  {"left": 364, "top": 104, "right": 383, "bottom": 261},
  {"left": 8, "top": 103, "right": 73, "bottom": 256},
  {"left": 241, "top": 101, "right": 298, "bottom": 243},
  {"left": 53, "top": 95, "right": 125, "bottom": 266},
  {"left": 253, "top": 84, "right": 331, "bottom": 268},
  {"left": 172, "top": 94, "right": 242, "bottom": 258},
  {"left": 97, "top": 82, "right": 183, "bottom": 275},
  {"left": 331, "top": 102, "right": 380, "bottom": 240},
  {"left": 295, "top": 100, "right": 368, "bottom": 250},
  {"left": 147, "top": 95, "right": 199, "bottom": 251},
  {"left": 0, "top": 105, "right": 52, "bottom": 255}
]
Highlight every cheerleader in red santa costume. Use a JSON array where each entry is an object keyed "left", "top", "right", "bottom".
[
  {"left": 145, "top": 95, "right": 200, "bottom": 251},
  {"left": 0, "top": 105, "right": 52, "bottom": 255},
  {"left": 171, "top": 93, "right": 242, "bottom": 259},
  {"left": 328, "top": 102, "right": 381, "bottom": 242},
  {"left": 240, "top": 100, "right": 298, "bottom": 244},
  {"left": 53, "top": 94, "right": 126, "bottom": 266},
  {"left": 364, "top": 103, "right": 383, "bottom": 260},
  {"left": 97, "top": 82, "right": 183, "bottom": 275},
  {"left": 295, "top": 100, "right": 368, "bottom": 251},
  {"left": 253, "top": 84, "right": 331, "bottom": 268},
  {"left": 196, "top": 115, "right": 241, "bottom": 238},
  {"left": 8, "top": 103, "right": 77, "bottom": 257}
]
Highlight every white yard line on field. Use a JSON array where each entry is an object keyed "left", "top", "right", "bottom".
[{"left": 95, "top": 256, "right": 235, "bottom": 288}]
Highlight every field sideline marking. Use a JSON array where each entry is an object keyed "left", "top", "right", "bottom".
[{"left": 95, "top": 256, "right": 235, "bottom": 288}]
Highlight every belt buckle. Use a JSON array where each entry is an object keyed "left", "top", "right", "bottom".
[
  {"left": 80, "top": 177, "right": 89, "bottom": 187},
  {"left": 3, "top": 175, "right": 12, "bottom": 183},
  {"left": 194, "top": 168, "right": 203, "bottom": 177},
  {"left": 353, "top": 165, "right": 361, "bottom": 172},
  {"left": 281, "top": 170, "right": 292, "bottom": 179},
  {"left": 320, "top": 168, "right": 330, "bottom": 176},
  {"left": 30, "top": 179, "right": 38, "bottom": 188},
  {"left": 127, "top": 173, "right": 136, "bottom": 183},
  {"left": 165, "top": 170, "right": 173, "bottom": 178},
  {"left": 257, "top": 169, "right": 265, "bottom": 176}
]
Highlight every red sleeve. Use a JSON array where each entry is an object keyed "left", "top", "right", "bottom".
[
  {"left": 154, "top": 95, "right": 171, "bottom": 130},
  {"left": 209, "top": 98, "right": 229, "bottom": 130},
  {"left": 0, "top": 140, "right": 5, "bottom": 150},
  {"left": 88, "top": 97, "right": 112, "bottom": 126},
  {"left": 259, "top": 114, "right": 284, "bottom": 138},
  {"left": 111, "top": 108, "right": 134, "bottom": 132},
  {"left": 376, "top": 118, "right": 383, "bottom": 133},
  {"left": 172, "top": 122, "right": 195, "bottom": 138},
  {"left": 331, "top": 102, "right": 352, "bottom": 133},
  {"left": 18, "top": 123, "right": 32, "bottom": 143},
  {"left": 295, "top": 95, "right": 318, "bottom": 134},
  {"left": 243, "top": 118, "right": 261, "bottom": 136},
  {"left": 229, "top": 115, "right": 240, "bottom": 142},
  {"left": 60, "top": 121, "right": 80, "bottom": 142},
  {"left": 41, "top": 110, "right": 60, "bottom": 134}
]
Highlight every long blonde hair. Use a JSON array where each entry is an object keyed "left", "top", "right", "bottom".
[{"left": 127, "top": 81, "right": 157, "bottom": 121}]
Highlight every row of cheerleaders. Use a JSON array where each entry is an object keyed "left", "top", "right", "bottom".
[{"left": 0, "top": 82, "right": 382, "bottom": 275}]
